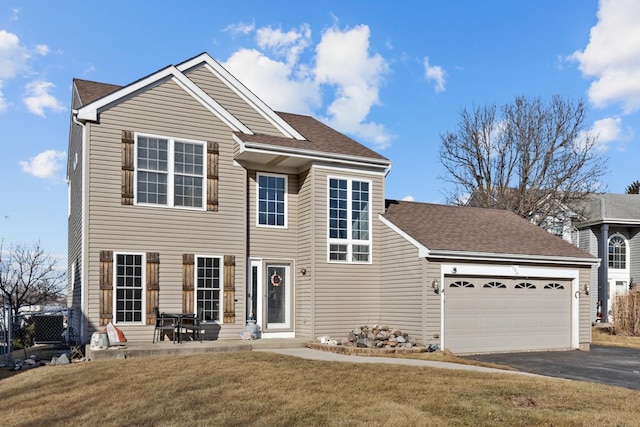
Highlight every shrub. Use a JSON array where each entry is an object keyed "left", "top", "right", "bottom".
[{"left": 612, "top": 290, "right": 640, "bottom": 336}]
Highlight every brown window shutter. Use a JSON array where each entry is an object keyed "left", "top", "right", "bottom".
[
  {"left": 121, "top": 130, "right": 134, "bottom": 205},
  {"left": 207, "top": 141, "right": 219, "bottom": 212},
  {"left": 182, "top": 254, "right": 195, "bottom": 314},
  {"left": 145, "top": 252, "right": 160, "bottom": 325},
  {"left": 223, "top": 255, "right": 236, "bottom": 323},
  {"left": 99, "top": 250, "right": 114, "bottom": 326}
]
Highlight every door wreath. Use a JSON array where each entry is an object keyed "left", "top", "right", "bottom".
[{"left": 270, "top": 271, "right": 283, "bottom": 287}]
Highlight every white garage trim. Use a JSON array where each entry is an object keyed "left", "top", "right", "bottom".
[{"left": 439, "top": 263, "right": 580, "bottom": 353}]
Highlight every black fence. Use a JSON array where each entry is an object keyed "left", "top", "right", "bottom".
[{"left": 1, "top": 306, "right": 81, "bottom": 366}]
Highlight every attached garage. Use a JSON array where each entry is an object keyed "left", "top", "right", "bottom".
[
  {"left": 443, "top": 276, "right": 572, "bottom": 354},
  {"left": 380, "top": 200, "right": 599, "bottom": 355}
]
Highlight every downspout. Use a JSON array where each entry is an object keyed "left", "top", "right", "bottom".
[
  {"left": 72, "top": 111, "right": 88, "bottom": 342},
  {"left": 600, "top": 224, "right": 609, "bottom": 322}
]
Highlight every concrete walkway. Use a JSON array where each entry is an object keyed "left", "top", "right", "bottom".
[{"left": 257, "top": 347, "right": 542, "bottom": 377}]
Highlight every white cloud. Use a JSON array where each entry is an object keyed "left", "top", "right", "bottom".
[
  {"left": 23, "top": 80, "right": 65, "bottom": 117},
  {"left": 10, "top": 8, "right": 19, "bottom": 21},
  {"left": 19, "top": 150, "right": 66, "bottom": 179},
  {"left": 223, "top": 23, "right": 393, "bottom": 149},
  {"left": 0, "top": 29, "right": 30, "bottom": 80},
  {"left": 256, "top": 24, "right": 311, "bottom": 65},
  {"left": 315, "top": 25, "right": 392, "bottom": 149},
  {"left": 401, "top": 195, "right": 414, "bottom": 202},
  {"left": 222, "top": 48, "right": 320, "bottom": 114},
  {"left": 35, "top": 44, "right": 49, "bottom": 56},
  {"left": 0, "top": 81, "right": 6, "bottom": 113},
  {"left": 571, "top": 0, "right": 640, "bottom": 112},
  {"left": 223, "top": 21, "right": 255, "bottom": 36},
  {"left": 590, "top": 116, "right": 633, "bottom": 151},
  {"left": 423, "top": 56, "right": 446, "bottom": 93}
]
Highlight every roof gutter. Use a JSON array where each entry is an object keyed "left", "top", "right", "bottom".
[{"left": 425, "top": 249, "right": 601, "bottom": 267}]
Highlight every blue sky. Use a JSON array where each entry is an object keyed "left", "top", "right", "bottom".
[{"left": 1, "top": 0, "right": 638, "bottom": 264}]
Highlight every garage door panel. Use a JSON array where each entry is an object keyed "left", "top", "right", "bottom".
[{"left": 444, "top": 277, "right": 572, "bottom": 354}]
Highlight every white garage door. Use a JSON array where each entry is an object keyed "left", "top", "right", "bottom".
[{"left": 444, "top": 276, "right": 572, "bottom": 354}]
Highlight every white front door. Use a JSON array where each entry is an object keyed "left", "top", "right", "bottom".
[{"left": 247, "top": 260, "right": 293, "bottom": 337}]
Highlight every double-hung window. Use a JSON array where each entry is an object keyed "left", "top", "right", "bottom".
[
  {"left": 328, "top": 177, "right": 371, "bottom": 263},
  {"left": 196, "top": 256, "right": 222, "bottom": 322},
  {"left": 136, "top": 134, "right": 205, "bottom": 209},
  {"left": 114, "top": 253, "right": 144, "bottom": 323},
  {"left": 257, "top": 173, "right": 287, "bottom": 227}
]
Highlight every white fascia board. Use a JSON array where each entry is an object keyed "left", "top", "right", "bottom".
[
  {"left": 236, "top": 136, "right": 391, "bottom": 169},
  {"left": 76, "top": 64, "right": 252, "bottom": 134},
  {"left": 176, "top": 53, "right": 305, "bottom": 140},
  {"left": 76, "top": 66, "right": 178, "bottom": 121},
  {"left": 379, "top": 216, "right": 430, "bottom": 257},
  {"left": 428, "top": 249, "right": 601, "bottom": 267},
  {"left": 440, "top": 263, "right": 580, "bottom": 280},
  {"left": 577, "top": 218, "right": 640, "bottom": 228}
]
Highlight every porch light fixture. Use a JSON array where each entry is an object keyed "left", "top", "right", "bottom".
[
  {"left": 432, "top": 278, "right": 441, "bottom": 294},
  {"left": 583, "top": 283, "right": 590, "bottom": 295}
]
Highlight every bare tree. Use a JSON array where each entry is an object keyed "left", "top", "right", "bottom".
[
  {"left": 625, "top": 180, "right": 640, "bottom": 194},
  {"left": 439, "top": 95, "right": 608, "bottom": 224},
  {"left": 0, "top": 241, "right": 66, "bottom": 318}
]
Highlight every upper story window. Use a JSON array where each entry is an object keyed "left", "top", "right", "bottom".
[
  {"left": 136, "top": 134, "right": 205, "bottom": 209},
  {"left": 608, "top": 235, "right": 627, "bottom": 269},
  {"left": 328, "top": 177, "right": 371, "bottom": 263},
  {"left": 257, "top": 173, "right": 287, "bottom": 227}
]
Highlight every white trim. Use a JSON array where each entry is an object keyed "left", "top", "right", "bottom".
[
  {"left": 134, "top": 132, "right": 207, "bottom": 210},
  {"left": 175, "top": 53, "right": 304, "bottom": 140},
  {"left": 312, "top": 163, "right": 389, "bottom": 177},
  {"left": 326, "top": 176, "right": 373, "bottom": 264},
  {"left": 76, "top": 63, "right": 252, "bottom": 134},
  {"left": 112, "top": 252, "right": 147, "bottom": 326},
  {"left": 235, "top": 136, "right": 391, "bottom": 170},
  {"left": 194, "top": 255, "right": 224, "bottom": 323},
  {"left": 379, "top": 216, "right": 429, "bottom": 257},
  {"left": 256, "top": 172, "right": 288, "bottom": 229}
]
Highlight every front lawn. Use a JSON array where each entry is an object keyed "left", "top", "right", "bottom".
[
  {"left": 591, "top": 326, "right": 640, "bottom": 348},
  {"left": 1, "top": 351, "right": 639, "bottom": 426}
]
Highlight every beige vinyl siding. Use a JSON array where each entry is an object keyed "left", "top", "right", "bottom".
[
  {"left": 380, "top": 224, "right": 425, "bottom": 344},
  {"left": 248, "top": 171, "right": 299, "bottom": 259},
  {"left": 310, "top": 166, "right": 384, "bottom": 337},
  {"left": 186, "top": 66, "right": 284, "bottom": 137},
  {"left": 295, "top": 169, "right": 313, "bottom": 339},
  {"left": 580, "top": 228, "right": 600, "bottom": 320},
  {"left": 84, "top": 79, "right": 246, "bottom": 342},
  {"left": 579, "top": 266, "right": 592, "bottom": 348},
  {"left": 630, "top": 230, "right": 640, "bottom": 288}
]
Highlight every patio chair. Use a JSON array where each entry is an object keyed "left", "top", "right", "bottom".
[
  {"left": 153, "top": 307, "right": 177, "bottom": 343},
  {"left": 181, "top": 307, "right": 203, "bottom": 342}
]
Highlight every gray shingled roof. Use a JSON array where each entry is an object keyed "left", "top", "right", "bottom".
[
  {"left": 383, "top": 200, "right": 595, "bottom": 259},
  {"left": 73, "top": 79, "right": 388, "bottom": 163},
  {"left": 582, "top": 193, "right": 640, "bottom": 223}
]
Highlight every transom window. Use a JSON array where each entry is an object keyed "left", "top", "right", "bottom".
[
  {"left": 136, "top": 134, "right": 205, "bottom": 209},
  {"left": 483, "top": 281, "right": 506, "bottom": 288},
  {"left": 115, "top": 253, "right": 144, "bottom": 323},
  {"left": 544, "top": 283, "right": 565, "bottom": 290},
  {"left": 608, "top": 235, "right": 627, "bottom": 269},
  {"left": 257, "top": 173, "right": 287, "bottom": 227},
  {"left": 328, "top": 177, "right": 371, "bottom": 263},
  {"left": 196, "top": 256, "right": 222, "bottom": 322},
  {"left": 450, "top": 281, "right": 474, "bottom": 288},
  {"left": 515, "top": 282, "right": 536, "bottom": 289}
]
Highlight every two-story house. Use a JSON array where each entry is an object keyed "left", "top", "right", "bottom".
[{"left": 68, "top": 53, "right": 598, "bottom": 354}]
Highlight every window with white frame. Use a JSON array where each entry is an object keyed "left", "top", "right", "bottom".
[
  {"left": 115, "top": 253, "right": 144, "bottom": 323},
  {"left": 196, "top": 256, "right": 222, "bottom": 321},
  {"left": 136, "top": 134, "right": 205, "bottom": 208},
  {"left": 328, "top": 177, "right": 371, "bottom": 262},
  {"left": 257, "top": 173, "right": 287, "bottom": 227},
  {"left": 608, "top": 235, "right": 627, "bottom": 269}
]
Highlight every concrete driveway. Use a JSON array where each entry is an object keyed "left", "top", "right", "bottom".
[{"left": 464, "top": 345, "right": 640, "bottom": 390}]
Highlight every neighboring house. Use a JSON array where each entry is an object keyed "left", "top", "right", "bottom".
[
  {"left": 575, "top": 193, "right": 640, "bottom": 322},
  {"left": 67, "top": 52, "right": 598, "bottom": 354}
]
